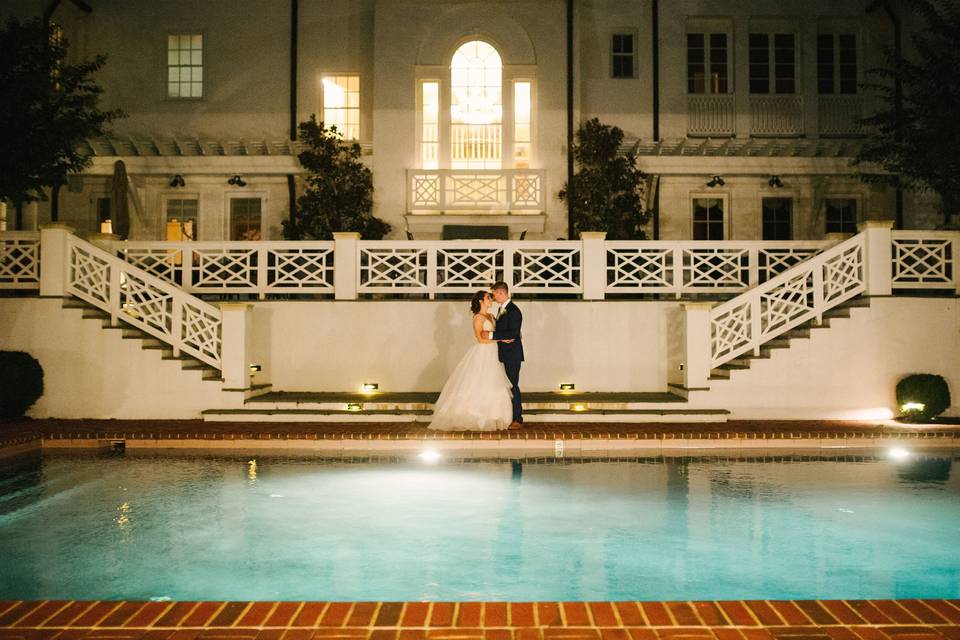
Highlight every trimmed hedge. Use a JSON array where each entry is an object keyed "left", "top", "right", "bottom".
[
  {"left": 0, "top": 351, "right": 44, "bottom": 420},
  {"left": 896, "top": 373, "right": 951, "bottom": 423}
]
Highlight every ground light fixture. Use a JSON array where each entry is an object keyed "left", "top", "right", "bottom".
[
  {"left": 418, "top": 449, "right": 442, "bottom": 463},
  {"left": 706, "top": 175, "right": 725, "bottom": 188},
  {"left": 571, "top": 403, "right": 587, "bottom": 412},
  {"left": 361, "top": 382, "right": 379, "bottom": 392},
  {"left": 346, "top": 403, "right": 361, "bottom": 412},
  {"left": 901, "top": 401, "right": 925, "bottom": 412},
  {"left": 559, "top": 383, "right": 575, "bottom": 391},
  {"left": 228, "top": 174, "right": 247, "bottom": 187},
  {"left": 249, "top": 364, "right": 262, "bottom": 373}
]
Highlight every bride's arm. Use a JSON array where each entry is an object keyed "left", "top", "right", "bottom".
[{"left": 473, "top": 315, "right": 498, "bottom": 344}]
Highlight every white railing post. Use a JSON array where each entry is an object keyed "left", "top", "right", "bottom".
[
  {"left": 859, "top": 220, "right": 894, "bottom": 296},
  {"left": 108, "top": 261, "right": 121, "bottom": 326},
  {"left": 748, "top": 247, "right": 760, "bottom": 286},
  {"left": 39, "top": 223, "right": 73, "bottom": 297},
  {"left": 580, "top": 231, "right": 606, "bottom": 300},
  {"left": 257, "top": 245, "right": 268, "bottom": 300},
  {"left": 333, "top": 232, "right": 360, "bottom": 300},
  {"left": 170, "top": 297, "right": 182, "bottom": 358},
  {"left": 219, "top": 302, "right": 252, "bottom": 390},
  {"left": 426, "top": 245, "right": 438, "bottom": 299},
  {"left": 953, "top": 232, "right": 960, "bottom": 295},
  {"left": 673, "top": 247, "right": 684, "bottom": 299},
  {"left": 682, "top": 302, "right": 714, "bottom": 389}
]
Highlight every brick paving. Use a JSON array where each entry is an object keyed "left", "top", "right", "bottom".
[{"left": 0, "top": 599, "right": 958, "bottom": 640}]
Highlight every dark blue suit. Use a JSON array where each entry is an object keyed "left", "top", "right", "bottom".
[{"left": 491, "top": 301, "right": 524, "bottom": 423}]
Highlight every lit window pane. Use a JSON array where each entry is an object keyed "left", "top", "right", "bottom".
[
  {"left": 451, "top": 40, "right": 503, "bottom": 169},
  {"left": 322, "top": 75, "right": 360, "bottom": 139},
  {"left": 168, "top": 32, "right": 202, "bottom": 99}
]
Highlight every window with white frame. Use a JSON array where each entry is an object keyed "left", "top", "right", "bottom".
[
  {"left": 749, "top": 32, "right": 796, "bottom": 94},
  {"left": 166, "top": 198, "right": 198, "bottom": 241},
  {"left": 450, "top": 40, "right": 503, "bottom": 169},
  {"left": 167, "top": 34, "right": 203, "bottom": 99},
  {"left": 611, "top": 33, "right": 636, "bottom": 78},
  {"left": 817, "top": 33, "right": 858, "bottom": 94},
  {"left": 687, "top": 32, "right": 730, "bottom": 94},
  {"left": 420, "top": 81, "right": 440, "bottom": 169},
  {"left": 513, "top": 81, "right": 532, "bottom": 168},
  {"left": 322, "top": 75, "right": 360, "bottom": 140}
]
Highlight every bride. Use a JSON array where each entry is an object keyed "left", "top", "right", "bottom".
[{"left": 428, "top": 290, "right": 515, "bottom": 431}]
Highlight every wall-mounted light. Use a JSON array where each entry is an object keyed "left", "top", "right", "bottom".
[
  {"left": 706, "top": 175, "right": 725, "bottom": 188},
  {"left": 346, "top": 403, "right": 362, "bottom": 412},
  {"left": 361, "top": 382, "right": 379, "bottom": 392},
  {"left": 768, "top": 175, "right": 784, "bottom": 188},
  {"left": 249, "top": 364, "right": 262, "bottom": 373},
  {"left": 169, "top": 174, "right": 185, "bottom": 188},
  {"left": 559, "top": 383, "right": 575, "bottom": 391},
  {"left": 228, "top": 174, "right": 247, "bottom": 187}
]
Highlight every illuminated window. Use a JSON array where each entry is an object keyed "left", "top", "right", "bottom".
[
  {"left": 514, "top": 81, "right": 531, "bottom": 168},
  {"left": 230, "top": 198, "right": 262, "bottom": 241},
  {"left": 167, "top": 34, "right": 203, "bottom": 99},
  {"left": 322, "top": 75, "right": 360, "bottom": 140},
  {"left": 166, "top": 198, "right": 198, "bottom": 241},
  {"left": 421, "top": 81, "right": 439, "bottom": 169},
  {"left": 450, "top": 40, "right": 502, "bottom": 169},
  {"left": 687, "top": 32, "right": 729, "bottom": 94}
]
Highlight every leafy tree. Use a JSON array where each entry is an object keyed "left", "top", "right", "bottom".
[
  {"left": 283, "top": 116, "right": 390, "bottom": 240},
  {"left": 853, "top": 0, "right": 960, "bottom": 226},
  {"left": 559, "top": 118, "right": 650, "bottom": 239},
  {"left": 0, "top": 17, "right": 122, "bottom": 224}
]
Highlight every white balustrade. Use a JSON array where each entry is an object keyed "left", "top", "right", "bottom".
[
  {"left": 818, "top": 95, "right": 865, "bottom": 137},
  {"left": 687, "top": 95, "right": 736, "bottom": 137},
  {"left": 357, "top": 241, "right": 582, "bottom": 296},
  {"left": 406, "top": 169, "right": 546, "bottom": 212},
  {"left": 750, "top": 95, "right": 804, "bottom": 137},
  {"left": 120, "top": 241, "right": 335, "bottom": 297},
  {"left": 605, "top": 241, "right": 830, "bottom": 298},
  {"left": 708, "top": 234, "right": 866, "bottom": 369},
  {"left": 891, "top": 231, "right": 960, "bottom": 290},
  {"left": 0, "top": 232, "right": 41, "bottom": 289},
  {"left": 66, "top": 234, "right": 222, "bottom": 369}
]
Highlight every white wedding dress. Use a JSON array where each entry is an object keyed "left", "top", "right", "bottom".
[{"left": 428, "top": 316, "right": 514, "bottom": 431}]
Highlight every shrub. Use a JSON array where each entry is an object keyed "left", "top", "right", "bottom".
[
  {"left": 896, "top": 374, "right": 951, "bottom": 423},
  {"left": 0, "top": 351, "right": 44, "bottom": 419}
]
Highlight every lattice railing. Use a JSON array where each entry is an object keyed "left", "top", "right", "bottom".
[
  {"left": 67, "top": 235, "right": 222, "bottom": 369},
  {"left": 120, "top": 241, "right": 335, "bottom": 297},
  {"left": 0, "top": 232, "right": 41, "bottom": 289},
  {"left": 406, "top": 169, "right": 546, "bottom": 212},
  {"left": 605, "top": 241, "right": 830, "bottom": 297},
  {"left": 709, "top": 234, "right": 866, "bottom": 368},
  {"left": 358, "top": 241, "right": 582, "bottom": 295},
  {"left": 891, "top": 231, "right": 959, "bottom": 290}
]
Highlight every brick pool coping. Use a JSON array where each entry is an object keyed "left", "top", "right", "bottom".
[
  {"left": 2, "top": 420, "right": 960, "bottom": 457},
  {"left": 0, "top": 599, "right": 959, "bottom": 640}
]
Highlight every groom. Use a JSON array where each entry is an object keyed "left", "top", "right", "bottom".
[{"left": 486, "top": 281, "right": 524, "bottom": 429}]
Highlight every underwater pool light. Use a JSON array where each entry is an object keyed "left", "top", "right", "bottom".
[{"left": 419, "top": 449, "right": 442, "bottom": 463}]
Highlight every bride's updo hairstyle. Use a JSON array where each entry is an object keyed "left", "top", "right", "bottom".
[{"left": 470, "top": 290, "right": 488, "bottom": 315}]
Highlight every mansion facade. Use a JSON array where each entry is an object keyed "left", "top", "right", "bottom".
[{"left": 3, "top": 0, "right": 940, "bottom": 241}]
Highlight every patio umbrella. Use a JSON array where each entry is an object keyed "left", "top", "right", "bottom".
[{"left": 111, "top": 159, "right": 130, "bottom": 238}]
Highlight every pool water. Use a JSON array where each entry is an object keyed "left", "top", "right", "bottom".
[{"left": 0, "top": 450, "right": 958, "bottom": 601}]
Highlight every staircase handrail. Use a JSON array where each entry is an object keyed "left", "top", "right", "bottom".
[
  {"left": 709, "top": 232, "right": 867, "bottom": 368},
  {"left": 65, "top": 233, "right": 222, "bottom": 369}
]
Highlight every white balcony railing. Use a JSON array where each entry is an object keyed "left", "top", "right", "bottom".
[
  {"left": 750, "top": 95, "right": 804, "bottom": 137},
  {"left": 687, "top": 95, "right": 736, "bottom": 137},
  {"left": 892, "top": 231, "right": 959, "bottom": 289},
  {"left": 605, "top": 241, "right": 831, "bottom": 298},
  {"left": 407, "top": 169, "right": 546, "bottom": 213},
  {"left": 0, "top": 231, "right": 40, "bottom": 289},
  {"left": 818, "top": 95, "right": 866, "bottom": 137}
]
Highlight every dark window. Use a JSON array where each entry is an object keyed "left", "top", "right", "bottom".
[
  {"left": 611, "top": 33, "right": 635, "bottom": 78},
  {"left": 818, "top": 33, "right": 858, "bottom": 94},
  {"left": 693, "top": 198, "right": 724, "bottom": 240},
  {"left": 687, "top": 32, "right": 728, "bottom": 93},
  {"left": 230, "top": 198, "right": 262, "bottom": 241},
  {"left": 825, "top": 198, "right": 858, "bottom": 233},
  {"left": 762, "top": 198, "right": 793, "bottom": 240},
  {"left": 750, "top": 33, "right": 795, "bottom": 94},
  {"left": 96, "top": 197, "right": 111, "bottom": 225}
]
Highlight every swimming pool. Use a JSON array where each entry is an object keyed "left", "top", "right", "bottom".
[{"left": 1, "top": 450, "right": 958, "bottom": 601}]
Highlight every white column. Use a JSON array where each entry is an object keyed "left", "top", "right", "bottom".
[
  {"left": 39, "top": 223, "right": 74, "bottom": 297},
  {"left": 219, "top": 302, "right": 252, "bottom": 390},
  {"left": 333, "top": 231, "right": 360, "bottom": 300},
  {"left": 681, "top": 301, "right": 714, "bottom": 389},
  {"left": 580, "top": 231, "right": 606, "bottom": 300},
  {"left": 858, "top": 219, "right": 894, "bottom": 296}
]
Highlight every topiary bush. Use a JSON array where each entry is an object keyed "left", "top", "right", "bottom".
[
  {"left": 0, "top": 351, "right": 44, "bottom": 420},
  {"left": 896, "top": 374, "right": 951, "bottom": 423}
]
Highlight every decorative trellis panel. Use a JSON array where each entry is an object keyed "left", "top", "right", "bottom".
[
  {"left": 891, "top": 233, "right": 957, "bottom": 289},
  {"left": 406, "top": 169, "right": 546, "bottom": 212},
  {"left": 0, "top": 233, "right": 41, "bottom": 289}
]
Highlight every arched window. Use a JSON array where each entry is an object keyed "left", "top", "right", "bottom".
[{"left": 450, "top": 40, "right": 502, "bottom": 169}]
